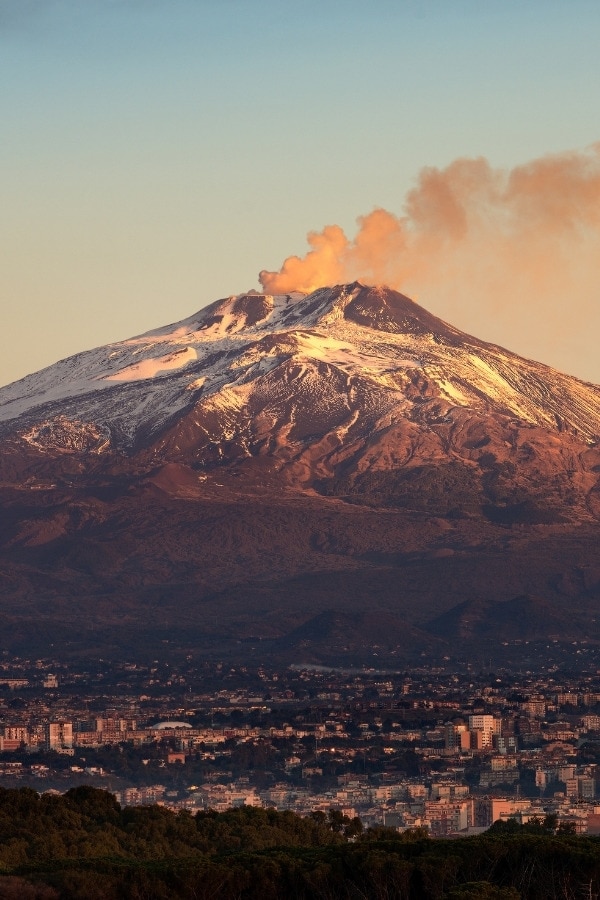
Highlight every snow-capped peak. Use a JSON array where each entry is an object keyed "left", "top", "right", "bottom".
[{"left": 1, "top": 283, "right": 600, "bottom": 455}]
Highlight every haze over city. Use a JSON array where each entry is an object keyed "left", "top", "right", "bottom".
[{"left": 2, "top": 0, "right": 600, "bottom": 387}]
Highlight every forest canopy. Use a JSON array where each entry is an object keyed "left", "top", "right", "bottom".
[{"left": 0, "top": 786, "right": 597, "bottom": 898}]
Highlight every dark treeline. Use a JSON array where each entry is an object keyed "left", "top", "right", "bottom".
[{"left": 0, "top": 786, "right": 600, "bottom": 898}]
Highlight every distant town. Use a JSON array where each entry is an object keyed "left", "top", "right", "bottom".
[{"left": 3, "top": 646, "right": 600, "bottom": 836}]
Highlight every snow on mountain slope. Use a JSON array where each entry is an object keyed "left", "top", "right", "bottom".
[{"left": 1, "top": 282, "right": 600, "bottom": 457}]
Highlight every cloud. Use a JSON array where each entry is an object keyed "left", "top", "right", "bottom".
[{"left": 259, "top": 144, "right": 600, "bottom": 378}]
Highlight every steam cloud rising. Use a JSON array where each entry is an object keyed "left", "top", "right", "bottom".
[{"left": 259, "top": 144, "right": 600, "bottom": 381}]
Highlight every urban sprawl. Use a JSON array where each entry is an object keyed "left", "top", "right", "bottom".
[{"left": 2, "top": 649, "right": 600, "bottom": 836}]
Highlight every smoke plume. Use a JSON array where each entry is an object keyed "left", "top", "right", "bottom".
[{"left": 259, "top": 144, "right": 600, "bottom": 381}]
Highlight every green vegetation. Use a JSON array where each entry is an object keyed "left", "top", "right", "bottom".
[{"left": 0, "top": 787, "right": 600, "bottom": 897}]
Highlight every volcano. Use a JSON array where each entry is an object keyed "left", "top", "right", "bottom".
[{"left": 1, "top": 283, "right": 600, "bottom": 664}]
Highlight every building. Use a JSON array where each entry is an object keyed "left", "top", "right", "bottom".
[{"left": 46, "top": 722, "right": 73, "bottom": 750}]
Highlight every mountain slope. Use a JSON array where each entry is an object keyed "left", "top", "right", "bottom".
[{"left": 1, "top": 283, "right": 600, "bottom": 664}]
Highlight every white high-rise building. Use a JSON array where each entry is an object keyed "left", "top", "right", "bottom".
[{"left": 468, "top": 715, "right": 500, "bottom": 733}]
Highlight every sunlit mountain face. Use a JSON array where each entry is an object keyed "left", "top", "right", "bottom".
[{"left": 1, "top": 283, "right": 600, "bottom": 665}]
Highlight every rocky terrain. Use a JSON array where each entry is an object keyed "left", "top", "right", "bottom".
[{"left": 1, "top": 282, "right": 600, "bottom": 664}]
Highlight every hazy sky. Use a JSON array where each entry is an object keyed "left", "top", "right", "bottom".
[{"left": 2, "top": 0, "right": 600, "bottom": 386}]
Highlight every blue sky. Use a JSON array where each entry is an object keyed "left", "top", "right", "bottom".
[{"left": 2, "top": 0, "right": 600, "bottom": 385}]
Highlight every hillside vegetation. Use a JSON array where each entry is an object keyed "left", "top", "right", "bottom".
[{"left": 0, "top": 786, "right": 599, "bottom": 898}]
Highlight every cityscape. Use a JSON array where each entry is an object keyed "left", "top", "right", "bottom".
[{"left": 3, "top": 648, "right": 600, "bottom": 837}]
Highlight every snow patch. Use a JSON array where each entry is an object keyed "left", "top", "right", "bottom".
[
  {"left": 187, "top": 376, "right": 206, "bottom": 391},
  {"left": 105, "top": 347, "right": 198, "bottom": 382}
]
